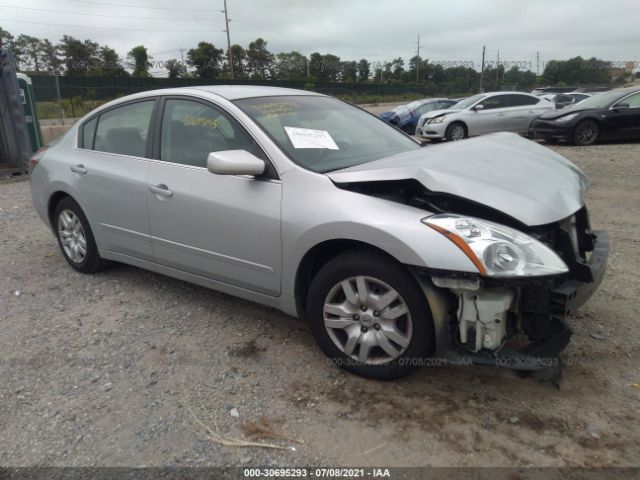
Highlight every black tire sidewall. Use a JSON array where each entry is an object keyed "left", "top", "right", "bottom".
[
  {"left": 306, "top": 250, "right": 434, "bottom": 380},
  {"left": 54, "top": 197, "right": 103, "bottom": 273}
]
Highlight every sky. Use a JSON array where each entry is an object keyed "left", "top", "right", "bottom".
[{"left": 2, "top": 0, "right": 639, "bottom": 76}]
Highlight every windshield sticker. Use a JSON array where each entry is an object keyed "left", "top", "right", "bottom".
[
  {"left": 284, "top": 127, "right": 339, "bottom": 150},
  {"left": 250, "top": 101, "right": 297, "bottom": 117}
]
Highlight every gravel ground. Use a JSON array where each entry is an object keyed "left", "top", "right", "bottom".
[{"left": 0, "top": 140, "right": 639, "bottom": 468}]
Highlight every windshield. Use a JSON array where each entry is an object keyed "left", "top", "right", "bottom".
[
  {"left": 406, "top": 100, "right": 426, "bottom": 111},
  {"left": 567, "top": 90, "right": 627, "bottom": 110},
  {"left": 450, "top": 94, "right": 485, "bottom": 110},
  {"left": 234, "top": 95, "right": 420, "bottom": 173}
]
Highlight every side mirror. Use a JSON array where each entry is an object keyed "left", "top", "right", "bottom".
[
  {"left": 207, "top": 150, "right": 265, "bottom": 176},
  {"left": 614, "top": 103, "right": 629, "bottom": 110},
  {"left": 473, "top": 104, "right": 484, "bottom": 111}
]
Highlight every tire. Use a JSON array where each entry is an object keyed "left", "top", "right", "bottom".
[
  {"left": 572, "top": 120, "right": 599, "bottom": 146},
  {"left": 306, "top": 249, "right": 434, "bottom": 380},
  {"left": 53, "top": 197, "right": 109, "bottom": 274},
  {"left": 445, "top": 122, "right": 467, "bottom": 141}
]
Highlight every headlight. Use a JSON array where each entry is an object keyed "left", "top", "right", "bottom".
[
  {"left": 422, "top": 215, "right": 568, "bottom": 277},
  {"left": 429, "top": 115, "right": 446, "bottom": 124},
  {"left": 555, "top": 113, "right": 579, "bottom": 123}
]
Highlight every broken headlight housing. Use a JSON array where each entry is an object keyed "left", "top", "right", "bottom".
[{"left": 422, "top": 214, "right": 568, "bottom": 277}]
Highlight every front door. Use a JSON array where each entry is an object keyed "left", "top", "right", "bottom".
[
  {"left": 606, "top": 92, "right": 640, "bottom": 140},
  {"left": 469, "top": 94, "right": 510, "bottom": 135},
  {"left": 146, "top": 97, "right": 282, "bottom": 296}
]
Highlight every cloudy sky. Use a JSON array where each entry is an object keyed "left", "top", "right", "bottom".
[{"left": 3, "top": 0, "right": 639, "bottom": 76}]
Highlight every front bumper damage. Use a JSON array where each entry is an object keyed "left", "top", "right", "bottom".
[{"left": 415, "top": 227, "right": 608, "bottom": 373}]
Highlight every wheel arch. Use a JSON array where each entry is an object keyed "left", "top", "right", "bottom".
[
  {"left": 47, "top": 190, "right": 73, "bottom": 228},
  {"left": 294, "top": 239, "right": 410, "bottom": 318}
]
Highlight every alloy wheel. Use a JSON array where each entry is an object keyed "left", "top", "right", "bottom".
[
  {"left": 450, "top": 124, "right": 465, "bottom": 140},
  {"left": 576, "top": 123, "right": 597, "bottom": 144},
  {"left": 57, "top": 209, "right": 87, "bottom": 264},
  {"left": 323, "top": 276, "right": 413, "bottom": 365}
]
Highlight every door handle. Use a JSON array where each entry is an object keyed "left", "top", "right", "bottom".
[
  {"left": 70, "top": 164, "right": 87, "bottom": 174},
  {"left": 148, "top": 184, "right": 173, "bottom": 198}
]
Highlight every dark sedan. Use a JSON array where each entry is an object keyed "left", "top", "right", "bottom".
[
  {"left": 531, "top": 87, "right": 640, "bottom": 145},
  {"left": 378, "top": 98, "right": 458, "bottom": 135}
]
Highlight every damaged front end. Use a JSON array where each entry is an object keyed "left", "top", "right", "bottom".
[{"left": 415, "top": 207, "right": 608, "bottom": 372}]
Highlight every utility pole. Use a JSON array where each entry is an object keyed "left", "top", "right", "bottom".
[
  {"left": 536, "top": 51, "right": 540, "bottom": 76},
  {"left": 479, "top": 45, "right": 486, "bottom": 92},
  {"left": 496, "top": 49, "right": 500, "bottom": 83},
  {"left": 416, "top": 34, "right": 420, "bottom": 85},
  {"left": 222, "top": 0, "right": 233, "bottom": 79}
]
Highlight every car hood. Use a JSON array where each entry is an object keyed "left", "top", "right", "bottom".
[
  {"left": 421, "top": 108, "right": 461, "bottom": 120},
  {"left": 327, "top": 132, "right": 589, "bottom": 226}
]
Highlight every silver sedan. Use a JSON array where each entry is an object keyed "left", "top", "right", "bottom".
[
  {"left": 417, "top": 91, "right": 553, "bottom": 141},
  {"left": 30, "top": 86, "right": 607, "bottom": 380}
]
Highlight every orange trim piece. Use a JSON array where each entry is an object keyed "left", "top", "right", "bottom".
[{"left": 427, "top": 223, "right": 487, "bottom": 275}]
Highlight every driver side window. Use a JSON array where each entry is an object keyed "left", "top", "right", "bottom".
[
  {"left": 619, "top": 92, "right": 640, "bottom": 108},
  {"left": 160, "top": 99, "right": 254, "bottom": 167}
]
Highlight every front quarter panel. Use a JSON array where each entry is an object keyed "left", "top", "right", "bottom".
[{"left": 280, "top": 168, "right": 480, "bottom": 298}]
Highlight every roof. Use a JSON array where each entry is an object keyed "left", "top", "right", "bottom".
[{"left": 184, "top": 85, "right": 324, "bottom": 100}]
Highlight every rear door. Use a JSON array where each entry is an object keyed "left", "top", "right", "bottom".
[
  {"left": 146, "top": 96, "right": 282, "bottom": 296},
  {"left": 504, "top": 94, "right": 546, "bottom": 133},
  {"left": 73, "top": 99, "right": 156, "bottom": 261}
]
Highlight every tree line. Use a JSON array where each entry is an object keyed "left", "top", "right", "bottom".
[{"left": 0, "top": 24, "right": 621, "bottom": 89}]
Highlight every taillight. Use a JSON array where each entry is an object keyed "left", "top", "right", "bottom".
[{"left": 29, "top": 146, "right": 49, "bottom": 172}]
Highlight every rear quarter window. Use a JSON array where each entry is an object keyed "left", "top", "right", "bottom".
[{"left": 81, "top": 117, "right": 97, "bottom": 149}]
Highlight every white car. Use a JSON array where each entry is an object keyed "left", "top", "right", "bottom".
[{"left": 417, "top": 91, "right": 553, "bottom": 141}]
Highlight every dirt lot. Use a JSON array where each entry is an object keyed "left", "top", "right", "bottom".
[{"left": 1, "top": 140, "right": 639, "bottom": 468}]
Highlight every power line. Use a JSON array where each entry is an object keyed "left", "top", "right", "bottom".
[
  {"left": 62, "top": 0, "right": 214, "bottom": 12},
  {"left": 0, "top": 4, "right": 222, "bottom": 21},
  {"left": 231, "top": 15, "right": 410, "bottom": 51},
  {"left": 1, "top": 18, "right": 224, "bottom": 33}
]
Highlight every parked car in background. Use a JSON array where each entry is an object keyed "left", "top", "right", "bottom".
[
  {"left": 542, "top": 92, "right": 592, "bottom": 109},
  {"left": 417, "top": 91, "right": 553, "bottom": 141},
  {"left": 30, "top": 86, "right": 607, "bottom": 380},
  {"left": 378, "top": 98, "right": 458, "bottom": 134},
  {"left": 531, "top": 87, "right": 640, "bottom": 145}
]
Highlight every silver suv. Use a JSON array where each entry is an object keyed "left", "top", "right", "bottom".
[
  {"left": 417, "top": 91, "right": 553, "bottom": 141},
  {"left": 30, "top": 86, "right": 607, "bottom": 380}
]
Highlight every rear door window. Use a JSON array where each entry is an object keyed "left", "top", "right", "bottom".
[
  {"left": 507, "top": 94, "right": 540, "bottom": 107},
  {"left": 93, "top": 101, "right": 156, "bottom": 157}
]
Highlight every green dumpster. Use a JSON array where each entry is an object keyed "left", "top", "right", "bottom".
[{"left": 17, "top": 73, "right": 43, "bottom": 152}]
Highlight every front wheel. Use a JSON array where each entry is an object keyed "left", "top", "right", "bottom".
[
  {"left": 445, "top": 122, "right": 467, "bottom": 141},
  {"left": 307, "top": 250, "right": 434, "bottom": 380},
  {"left": 573, "top": 120, "right": 599, "bottom": 146}
]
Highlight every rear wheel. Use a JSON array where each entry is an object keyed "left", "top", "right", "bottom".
[
  {"left": 573, "top": 120, "right": 599, "bottom": 146},
  {"left": 307, "top": 249, "right": 434, "bottom": 380},
  {"left": 54, "top": 197, "right": 109, "bottom": 273},
  {"left": 445, "top": 122, "right": 467, "bottom": 141}
]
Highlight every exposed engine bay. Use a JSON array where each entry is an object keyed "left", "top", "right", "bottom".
[{"left": 337, "top": 179, "right": 609, "bottom": 374}]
